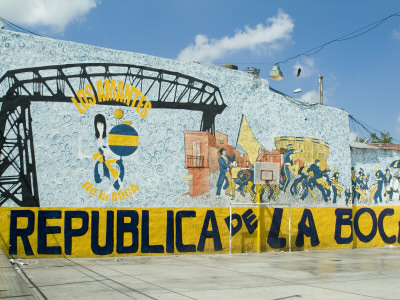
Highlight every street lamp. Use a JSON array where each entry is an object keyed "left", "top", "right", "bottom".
[{"left": 269, "top": 64, "right": 283, "bottom": 81}]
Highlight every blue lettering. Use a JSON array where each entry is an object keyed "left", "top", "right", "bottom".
[
  {"left": 37, "top": 211, "right": 62, "bottom": 255},
  {"left": 9, "top": 210, "right": 35, "bottom": 255},
  {"left": 354, "top": 208, "right": 377, "bottom": 243},
  {"left": 197, "top": 210, "right": 222, "bottom": 251},
  {"left": 334, "top": 208, "right": 353, "bottom": 244},
  {"left": 242, "top": 209, "right": 258, "bottom": 234},
  {"left": 116, "top": 210, "right": 139, "bottom": 253},
  {"left": 141, "top": 210, "right": 164, "bottom": 253},
  {"left": 295, "top": 209, "right": 320, "bottom": 247},
  {"left": 398, "top": 221, "right": 400, "bottom": 243},
  {"left": 91, "top": 211, "right": 114, "bottom": 255},
  {"left": 176, "top": 210, "right": 196, "bottom": 252},
  {"left": 64, "top": 211, "right": 89, "bottom": 255},
  {"left": 267, "top": 208, "right": 286, "bottom": 249},
  {"left": 224, "top": 213, "right": 242, "bottom": 236},
  {"left": 166, "top": 210, "right": 174, "bottom": 253},
  {"left": 378, "top": 208, "right": 395, "bottom": 244}
]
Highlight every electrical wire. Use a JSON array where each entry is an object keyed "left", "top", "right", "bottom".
[
  {"left": 276, "top": 12, "right": 400, "bottom": 65},
  {"left": 269, "top": 86, "right": 318, "bottom": 107},
  {"left": 0, "top": 16, "right": 41, "bottom": 36},
  {"left": 349, "top": 114, "right": 400, "bottom": 143},
  {"left": 349, "top": 115, "right": 377, "bottom": 140},
  {"left": 216, "top": 12, "right": 400, "bottom": 67}
]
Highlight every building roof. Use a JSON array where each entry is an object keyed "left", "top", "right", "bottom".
[
  {"left": 367, "top": 143, "right": 400, "bottom": 150},
  {"left": 350, "top": 142, "right": 380, "bottom": 149},
  {"left": 351, "top": 142, "right": 400, "bottom": 150}
]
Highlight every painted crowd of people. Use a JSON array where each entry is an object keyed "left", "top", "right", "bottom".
[
  {"left": 348, "top": 166, "right": 400, "bottom": 205},
  {"left": 215, "top": 145, "right": 400, "bottom": 205}
]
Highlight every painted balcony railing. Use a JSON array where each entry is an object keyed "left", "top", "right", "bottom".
[{"left": 186, "top": 155, "right": 205, "bottom": 168}]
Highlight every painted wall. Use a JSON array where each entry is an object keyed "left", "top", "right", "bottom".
[
  {"left": 351, "top": 147, "right": 400, "bottom": 204},
  {"left": 0, "top": 30, "right": 352, "bottom": 208},
  {"left": 0, "top": 30, "right": 399, "bottom": 257}
]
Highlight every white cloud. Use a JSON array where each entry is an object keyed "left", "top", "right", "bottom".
[
  {"left": 0, "top": 0, "right": 98, "bottom": 32},
  {"left": 177, "top": 9, "right": 294, "bottom": 63},
  {"left": 300, "top": 90, "right": 318, "bottom": 103},
  {"left": 392, "top": 29, "right": 400, "bottom": 40},
  {"left": 300, "top": 89, "right": 329, "bottom": 104},
  {"left": 293, "top": 57, "right": 317, "bottom": 78}
]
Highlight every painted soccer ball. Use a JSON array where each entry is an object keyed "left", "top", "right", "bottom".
[{"left": 108, "top": 124, "right": 139, "bottom": 156}]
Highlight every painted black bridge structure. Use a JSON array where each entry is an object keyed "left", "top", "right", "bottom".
[{"left": 0, "top": 63, "right": 227, "bottom": 207}]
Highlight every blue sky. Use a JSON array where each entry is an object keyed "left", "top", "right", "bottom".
[{"left": 1, "top": 0, "right": 400, "bottom": 142}]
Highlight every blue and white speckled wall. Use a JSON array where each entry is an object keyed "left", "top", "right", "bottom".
[
  {"left": 0, "top": 30, "right": 353, "bottom": 208},
  {"left": 351, "top": 147, "right": 400, "bottom": 204}
]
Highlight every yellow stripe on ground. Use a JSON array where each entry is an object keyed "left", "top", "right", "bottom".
[{"left": 109, "top": 134, "right": 139, "bottom": 147}]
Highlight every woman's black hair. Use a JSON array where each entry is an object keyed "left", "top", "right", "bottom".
[
  {"left": 94, "top": 114, "right": 107, "bottom": 139},
  {"left": 219, "top": 148, "right": 226, "bottom": 155}
]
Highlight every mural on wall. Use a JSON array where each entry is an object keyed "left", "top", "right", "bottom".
[
  {"left": 349, "top": 162, "right": 400, "bottom": 205},
  {"left": 0, "top": 62, "right": 398, "bottom": 208},
  {"left": 82, "top": 111, "right": 140, "bottom": 202},
  {"left": 183, "top": 116, "right": 400, "bottom": 206},
  {"left": 1, "top": 31, "right": 400, "bottom": 258},
  {"left": 184, "top": 114, "right": 352, "bottom": 205},
  {"left": 0, "top": 63, "right": 227, "bottom": 207}
]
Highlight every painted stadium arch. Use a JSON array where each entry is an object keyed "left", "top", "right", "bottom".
[{"left": 0, "top": 63, "right": 227, "bottom": 207}]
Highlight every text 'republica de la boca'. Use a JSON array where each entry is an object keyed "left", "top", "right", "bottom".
[
  {"left": 7, "top": 207, "right": 400, "bottom": 256},
  {"left": 70, "top": 79, "right": 152, "bottom": 118}
]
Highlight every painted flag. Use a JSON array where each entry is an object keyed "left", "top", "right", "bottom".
[{"left": 237, "top": 115, "right": 262, "bottom": 164}]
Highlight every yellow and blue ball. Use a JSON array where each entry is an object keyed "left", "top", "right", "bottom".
[{"left": 108, "top": 124, "right": 139, "bottom": 156}]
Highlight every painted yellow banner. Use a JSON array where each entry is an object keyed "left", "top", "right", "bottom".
[{"left": 1, "top": 206, "right": 399, "bottom": 258}]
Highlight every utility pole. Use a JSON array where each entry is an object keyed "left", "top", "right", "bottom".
[{"left": 319, "top": 74, "right": 323, "bottom": 105}]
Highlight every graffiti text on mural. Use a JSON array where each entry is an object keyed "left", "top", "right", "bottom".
[
  {"left": 8, "top": 209, "right": 225, "bottom": 256},
  {"left": 71, "top": 80, "right": 152, "bottom": 118},
  {"left": 82, "top": 181, "right": 139, "bottom": 202},
  {"left": 7, "top": 207, "right": 400, "bottom": 257}
]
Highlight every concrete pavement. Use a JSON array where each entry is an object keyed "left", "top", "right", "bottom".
[
  {"left": 2, "top": 247, "right": 400, "bottom": 299},
  {"left": 0, "top": 245, "right": 36, "bottom": 299}
]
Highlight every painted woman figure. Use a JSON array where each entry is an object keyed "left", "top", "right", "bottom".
[
  {"left": 93, "top": 114, "right": 110, "bottom": 183},
  {"left": 93, "top": 114, "right": 124, "bottom": 190}
]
